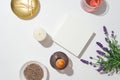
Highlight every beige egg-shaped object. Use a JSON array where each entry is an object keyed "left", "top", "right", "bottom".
[{"left": 11, "top": 0, "right": 40, "bottom": 19}]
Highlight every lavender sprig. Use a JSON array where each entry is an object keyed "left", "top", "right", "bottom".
[
  {"left": 96, "top": 26, "right": 120, "bottom": 75},
  {"left": 80, "top": 26, "right": 120, "bottom": 75}
]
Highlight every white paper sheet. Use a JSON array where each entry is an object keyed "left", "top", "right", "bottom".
[{"left": 53, "top": 16, "right": 95, "bottom": 57}]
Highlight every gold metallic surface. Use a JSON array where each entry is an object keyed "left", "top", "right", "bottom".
[{"left": 11, "top": 0, "right": 40, "bottom": 19}]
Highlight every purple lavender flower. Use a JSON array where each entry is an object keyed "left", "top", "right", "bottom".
[
  {"left": 96, "top": 50, "right": 105, "bottom": 56},
  {"left": 105, "top": 38, "right": 109, "bottom": 42},
  {"left": 96, "top": 42, "right": 103, "bottom": 48},
  {"left": 111, "top": 31, "right": 114, "bottom": 37},
  {"left": 89, "top": 56, "right": 93, "bottom": 59},
  {"left": 93, "top": 65, "right": 97, "bottom": 67},
  {"left": 97, "top": 66, "right": 104, "bottom": 72},
  {"left": 89, "top": 62, "right": 93, "bottom": 65},
  {"left": 105, "top": 38, "right": 111, "bottom": 43},
  {"left": 111, "top": 34, "right": 114, "bottom": 37},
  {"left": 111, "top": 31, "right": 115, "bottom": 38},
  {"left": 103, "top": 47, "right": 109, "bottom": 52},
  {"left": 80, "top": 59, "right": 89, "bottom": 65},
  {"left": 103, "top": 26, "right": 108, "bottom": 35},
  {"left": 97, "top": 55, "right": 100, "bottom": 58}
]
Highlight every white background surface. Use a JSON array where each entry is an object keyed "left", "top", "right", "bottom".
[{"left": 0, "top": 0, "right": 120, "bottom": 80}]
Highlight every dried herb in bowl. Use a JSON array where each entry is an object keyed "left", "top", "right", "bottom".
[
  {"left": 24, "top": 63, "right": 44, "bottom": 80},
  {"left": 81, "top": 26, "right": 120, "bottom": 76}
]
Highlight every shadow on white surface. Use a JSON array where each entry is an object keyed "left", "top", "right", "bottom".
[
  {"left": 92, "top": 0, "right": 109, "bottom": 16},
  {"left": 78, "top": 33, "right": 96, "bottom": 58},
  {"left": 54, "top": 33, "right": 96, "bottom": 59},
  {"left": 39, "top": 34, "right": 54, "bottom": 48},
  {"left": 57, "top": 59, "right": 74, "bottom": 76},
  {"left": 46, "top": 68, "right": 50, "bottom": 80}
]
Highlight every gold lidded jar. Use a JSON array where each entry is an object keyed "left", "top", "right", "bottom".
[{"left": 11, "top": 0, "right": 40, "bottom": 19}]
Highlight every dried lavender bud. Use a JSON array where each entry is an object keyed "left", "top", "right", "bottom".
[
  {"left": 105, "top": 38, "right": 109, "bottom": 42},
  {"left": 96, "top": 50, "right": 105, "bottom": 56},
  {"left": 103, "top": 26, "right": 108, "bottom": 35},
  {"left": 96, "top": 42, "right": 103, "bottom": 48},
  {"left": 97, "top": 55, "right": 100, "bottom": 58},
  {"left": 112, "top": 31, "right": 114, "bottom": 34},
  {"left": 89, "top": 62, "right": 93, "bottom": 65},
  {"left": 105, "top": 38, "right": 111, "bottom": 44},
  {"left": 111, "top": 33, "right": 114, "bottom": 37},
  {"left": 89, "top": 57, "right": 93, "bottom": 59},
  {"left": 80, "top": 59, "right": 89, "bottom": 65},
  {"left": 93, "top": 65, "right": 97, "bottom": 67},
  {"left": 111, "top": 31, "right": 116, "bottom": 39}
]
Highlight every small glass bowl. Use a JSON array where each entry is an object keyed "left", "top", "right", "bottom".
[
  {"left": 20, "top": 61, "right": 48, "bottom": 80},
  {"left": 81, "top": 0, "right": 104, "bottom": 12},
  {"left": 50, "top": 51, "right": 69, "bottom": 70}
]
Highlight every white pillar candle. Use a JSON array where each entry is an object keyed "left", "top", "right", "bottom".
[{"left": 33, "top": 28, "right": 47, "bottom": 42}]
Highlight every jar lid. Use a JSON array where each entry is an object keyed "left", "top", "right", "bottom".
[{"left": 11, "top": 0, "right": 40, "bottom": 19}]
